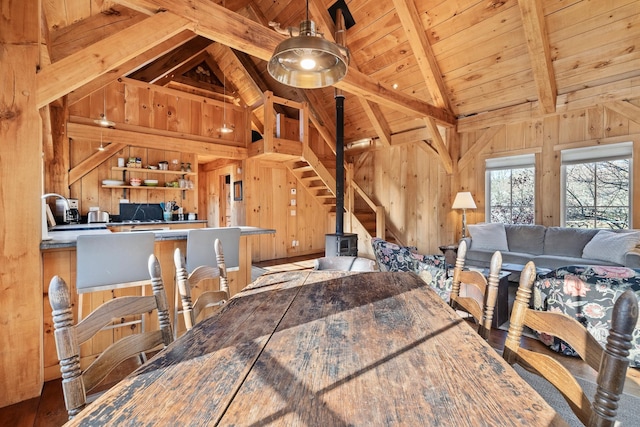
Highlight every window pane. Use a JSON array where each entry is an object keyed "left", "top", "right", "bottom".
[
  {"left": 564, "top": 158, "right": 629, "bottom": 229},
  {"left": 565, "top": 164, "right": 595, "bottom": 207},
  {"left": 488, "top": 166, "right": 534, "bottom": 225}
]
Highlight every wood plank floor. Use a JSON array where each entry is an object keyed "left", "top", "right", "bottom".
[{"left": 2, "top": 253, "right": 639, "bottom": 427}]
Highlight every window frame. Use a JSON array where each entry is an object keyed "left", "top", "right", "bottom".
[
  {"left": 560, "top": 142, "right": 633, "bottom": 229},
  {"left": 485, "top": 154, "right": 536, "bottom": 225}
]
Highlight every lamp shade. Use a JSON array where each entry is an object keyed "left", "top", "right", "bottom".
[
  {"left": 452, "top": 192, "right": 477, "bottom": 210},
  {"left": 268, "top": 20, "right": 349, "bottom": 88}
]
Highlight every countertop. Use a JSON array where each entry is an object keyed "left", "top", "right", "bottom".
[{"left": 41, "top": 224, "right": 276, "bottom": 250}]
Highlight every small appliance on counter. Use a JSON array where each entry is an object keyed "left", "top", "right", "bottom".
[
  {"left": 87, "top": 207, "right": 110, "bottom": 223},
  {"left": 55, "top": 198, "right": 80, "bottom": 224}
]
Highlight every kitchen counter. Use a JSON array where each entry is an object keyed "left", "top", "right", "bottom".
[
  {"left": 41, "top": 224, "right": 275, "bottom": 250},
  {"left": 41, "top": 224, "right": 276, "bottom": 382}
]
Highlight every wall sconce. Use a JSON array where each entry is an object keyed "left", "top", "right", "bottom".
[{"left": 452, "top": 192, "right": 476, "bottom": 238}]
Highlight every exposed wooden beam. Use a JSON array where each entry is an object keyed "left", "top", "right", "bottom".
[
  {"left": 458, "top": 126, "right": 504, "bottom": 171},
  {"left": 67, "top": 31, "right": 196, "bottom": 105},
  {"left": 128, "top": 36, "right": 212, "bottom": 83},
  {"left": 604, "top": 100, "right": 640, "bottom": 125},
  {"left": 458, "top": 78, "right": 640, "bottom": 133},
  {"left": 37, "top": 12, "right": 193, "bottom": 108},
  {"left": 392, "top": 0, "right": 451, "bottom": 111},
  {"left": 115, "top": 0, "right": 456, "bottom": 126},
  {"left": 66, "top": 122, "right": 248, "bottom": 160},
  {"left": 48, "top": 5, "right": 148, "bottom": 63},
  {"left": 423, "top": 117, "right": 453, "bottom": 174},
  {"left": 68, "top": 143, "right": 127, "bottom": 185},
  {"left": 518, "top": 0, "right": 557, "bottom": 114}
]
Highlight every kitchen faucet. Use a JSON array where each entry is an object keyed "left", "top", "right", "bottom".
[{"left": 41, "top": 193, "right": 70, "bottom": 240}]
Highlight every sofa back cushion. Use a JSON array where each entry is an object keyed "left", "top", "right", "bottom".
[
  {"left": 543, "top": 227, "right": 598, "bottom": 257},
  {"left": 505, "top": 224, "right": 546, "bottom": 255}
]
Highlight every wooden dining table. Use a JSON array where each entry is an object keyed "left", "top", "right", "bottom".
[{"left": 66, "top": 270, "right": 567, "bottom": 426}]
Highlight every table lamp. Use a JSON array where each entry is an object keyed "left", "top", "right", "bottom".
[{"left": 452, "top": 192, "right": 477, "bottom": 238}]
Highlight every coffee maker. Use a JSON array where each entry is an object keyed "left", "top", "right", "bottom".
[{"left": 55, "top": 198, "right": 80, "bottom": 224}]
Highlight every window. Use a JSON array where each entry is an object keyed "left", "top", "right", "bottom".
[
  {"left": 485, "top": 154, "right": 535, "bottom": 224},
  {"left": 561, "top": 142, "right": 632, "bottom": 229}
]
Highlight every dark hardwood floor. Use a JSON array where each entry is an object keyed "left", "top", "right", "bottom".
[{"left": 3, "top": 253, "right": 639, "bottom": 427}]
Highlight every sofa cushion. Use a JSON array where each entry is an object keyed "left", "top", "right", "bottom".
[
  {"left": 468, "top": 223, "right": 508, "bottom": 251},
  {"left": 543, "top": 227, "right": 598, "bottom": 257},
  {"left": 505, "top": 224, "right": 546, "bottom": 255},
  {"left": 582, "top": 230, "right": 640, "bottom": 265}
]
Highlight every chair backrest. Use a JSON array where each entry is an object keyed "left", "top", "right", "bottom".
[
  {"left": 174, "top": 239, "right": 229, "bottom": 332},
  {"left": 503, "top": 262, "right": 638, "bottom": 427},
  {"left": 314, "top": 256, "right": 378, "bottom": 272},
  {"left": 49, "top": 254, "right": 173, "bottom": 419},
  {"left": 450, "top": 240, "right": 502, "bottom": 339},
  {"left": 186, "top": 227, "right": 240, "bottom": 273}
]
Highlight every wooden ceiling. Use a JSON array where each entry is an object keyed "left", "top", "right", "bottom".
[{"left": 41, "top": 0, "right": 640, "bottom": 149}]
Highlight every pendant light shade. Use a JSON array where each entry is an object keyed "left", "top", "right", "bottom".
[{"left": 268, "top": 10, "right": 349, "bottom": 88}]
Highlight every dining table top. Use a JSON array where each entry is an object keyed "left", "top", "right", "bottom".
[{"left": 66, "top": 270, "right": 567, "bottom": 426}]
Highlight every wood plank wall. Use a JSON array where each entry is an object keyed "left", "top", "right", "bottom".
[
  {"left": 353, "top": 143, "right": 452, "bottom": 254},
  {"left": 350, "top": 97, "right": 640, "bottom": 258},
  {"left": 457, "top": 98, "right": 640, "bottom": 232},
  {"left": 243, "top": 158, "right": 333, "bottom": 262}
]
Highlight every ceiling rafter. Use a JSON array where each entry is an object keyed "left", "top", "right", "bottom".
[
  {"left": 517, "top": 0, "right": 557, "bottom": 114},
  {"left": 206, "top": 43, "right": 269, "bottom": 133},
  {"left": 114, "top": 0, "right": 456, "bottom": 126},
  {"left": 37, "top": 11, "right": 193, "bottom": 108},
  {"left": 128, "top": 36, "right": 213, "bottom": 84},
  {"left": 67, "top": 30, "right": 197, "bottom": 105},
  {"left": 392, "top": 0, "right": 452, "bottom": 112}
]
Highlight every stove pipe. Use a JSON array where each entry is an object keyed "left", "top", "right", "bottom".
[{"left": 335, "top": 89, "right": 345, "bottom": 235}]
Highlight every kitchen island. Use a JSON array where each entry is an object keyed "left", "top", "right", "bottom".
[{"left": 41, "top": 224, "right": 275, "bottom": 381}]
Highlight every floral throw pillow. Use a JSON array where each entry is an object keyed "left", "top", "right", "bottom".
[{"left": 534, "top": 265, "right": 640, "bottom": 367}]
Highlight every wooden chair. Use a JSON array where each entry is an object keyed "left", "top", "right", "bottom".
[
  {"left": 449, "top": 240, "right": 502, "bottom": 339},
  {"left": 174, "top": 239, "right": 229, "bottom": 332},
  {"left": 49, "top": 254, "right": 173, "bottom": 419},
  {"left": 503, "top": 262, "right": 638, "bottom": 427}
]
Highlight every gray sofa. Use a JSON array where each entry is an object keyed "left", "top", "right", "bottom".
[{"left": 461, "top": 223, "right": 640, "bottom": 270}]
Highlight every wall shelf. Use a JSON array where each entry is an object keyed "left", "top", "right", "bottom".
[
  {"left": 101, "top": 185, "right": 194, "bottom": 190},
  {"left": 112, "top": 167, "right": 196, "bottom": 176},
  {"left": 105, "top": 167, "right": 196, "bottom": 198}
]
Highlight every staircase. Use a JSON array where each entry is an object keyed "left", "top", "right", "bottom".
[{"left": 287, "top": 160, "right": 336, "bottom": 212}]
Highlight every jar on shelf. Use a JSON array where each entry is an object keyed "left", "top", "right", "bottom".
[{"left": 186, "top": 162, "right": 192, "bottom": 172}]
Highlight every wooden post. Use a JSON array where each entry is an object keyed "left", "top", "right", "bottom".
[{"left": 0, "top": 0, "right": 44, "bottom": 406}]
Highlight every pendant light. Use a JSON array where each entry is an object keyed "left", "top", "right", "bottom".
[
  {"left": 268, "top": 0, "right": 349, "bottom": 88},
  {"left": 218, "top": 72, "right": 234, "bottom": 134},
  {"left": 94, "top": 88, "right": 115, "bottom": 128},
  {"left": 98, "top": 132, "right": 106, "bottom": 151}
]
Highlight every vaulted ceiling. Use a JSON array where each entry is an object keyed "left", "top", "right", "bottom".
[{"left": 41, "top": 0, "right": 640, "bottom": 152}]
